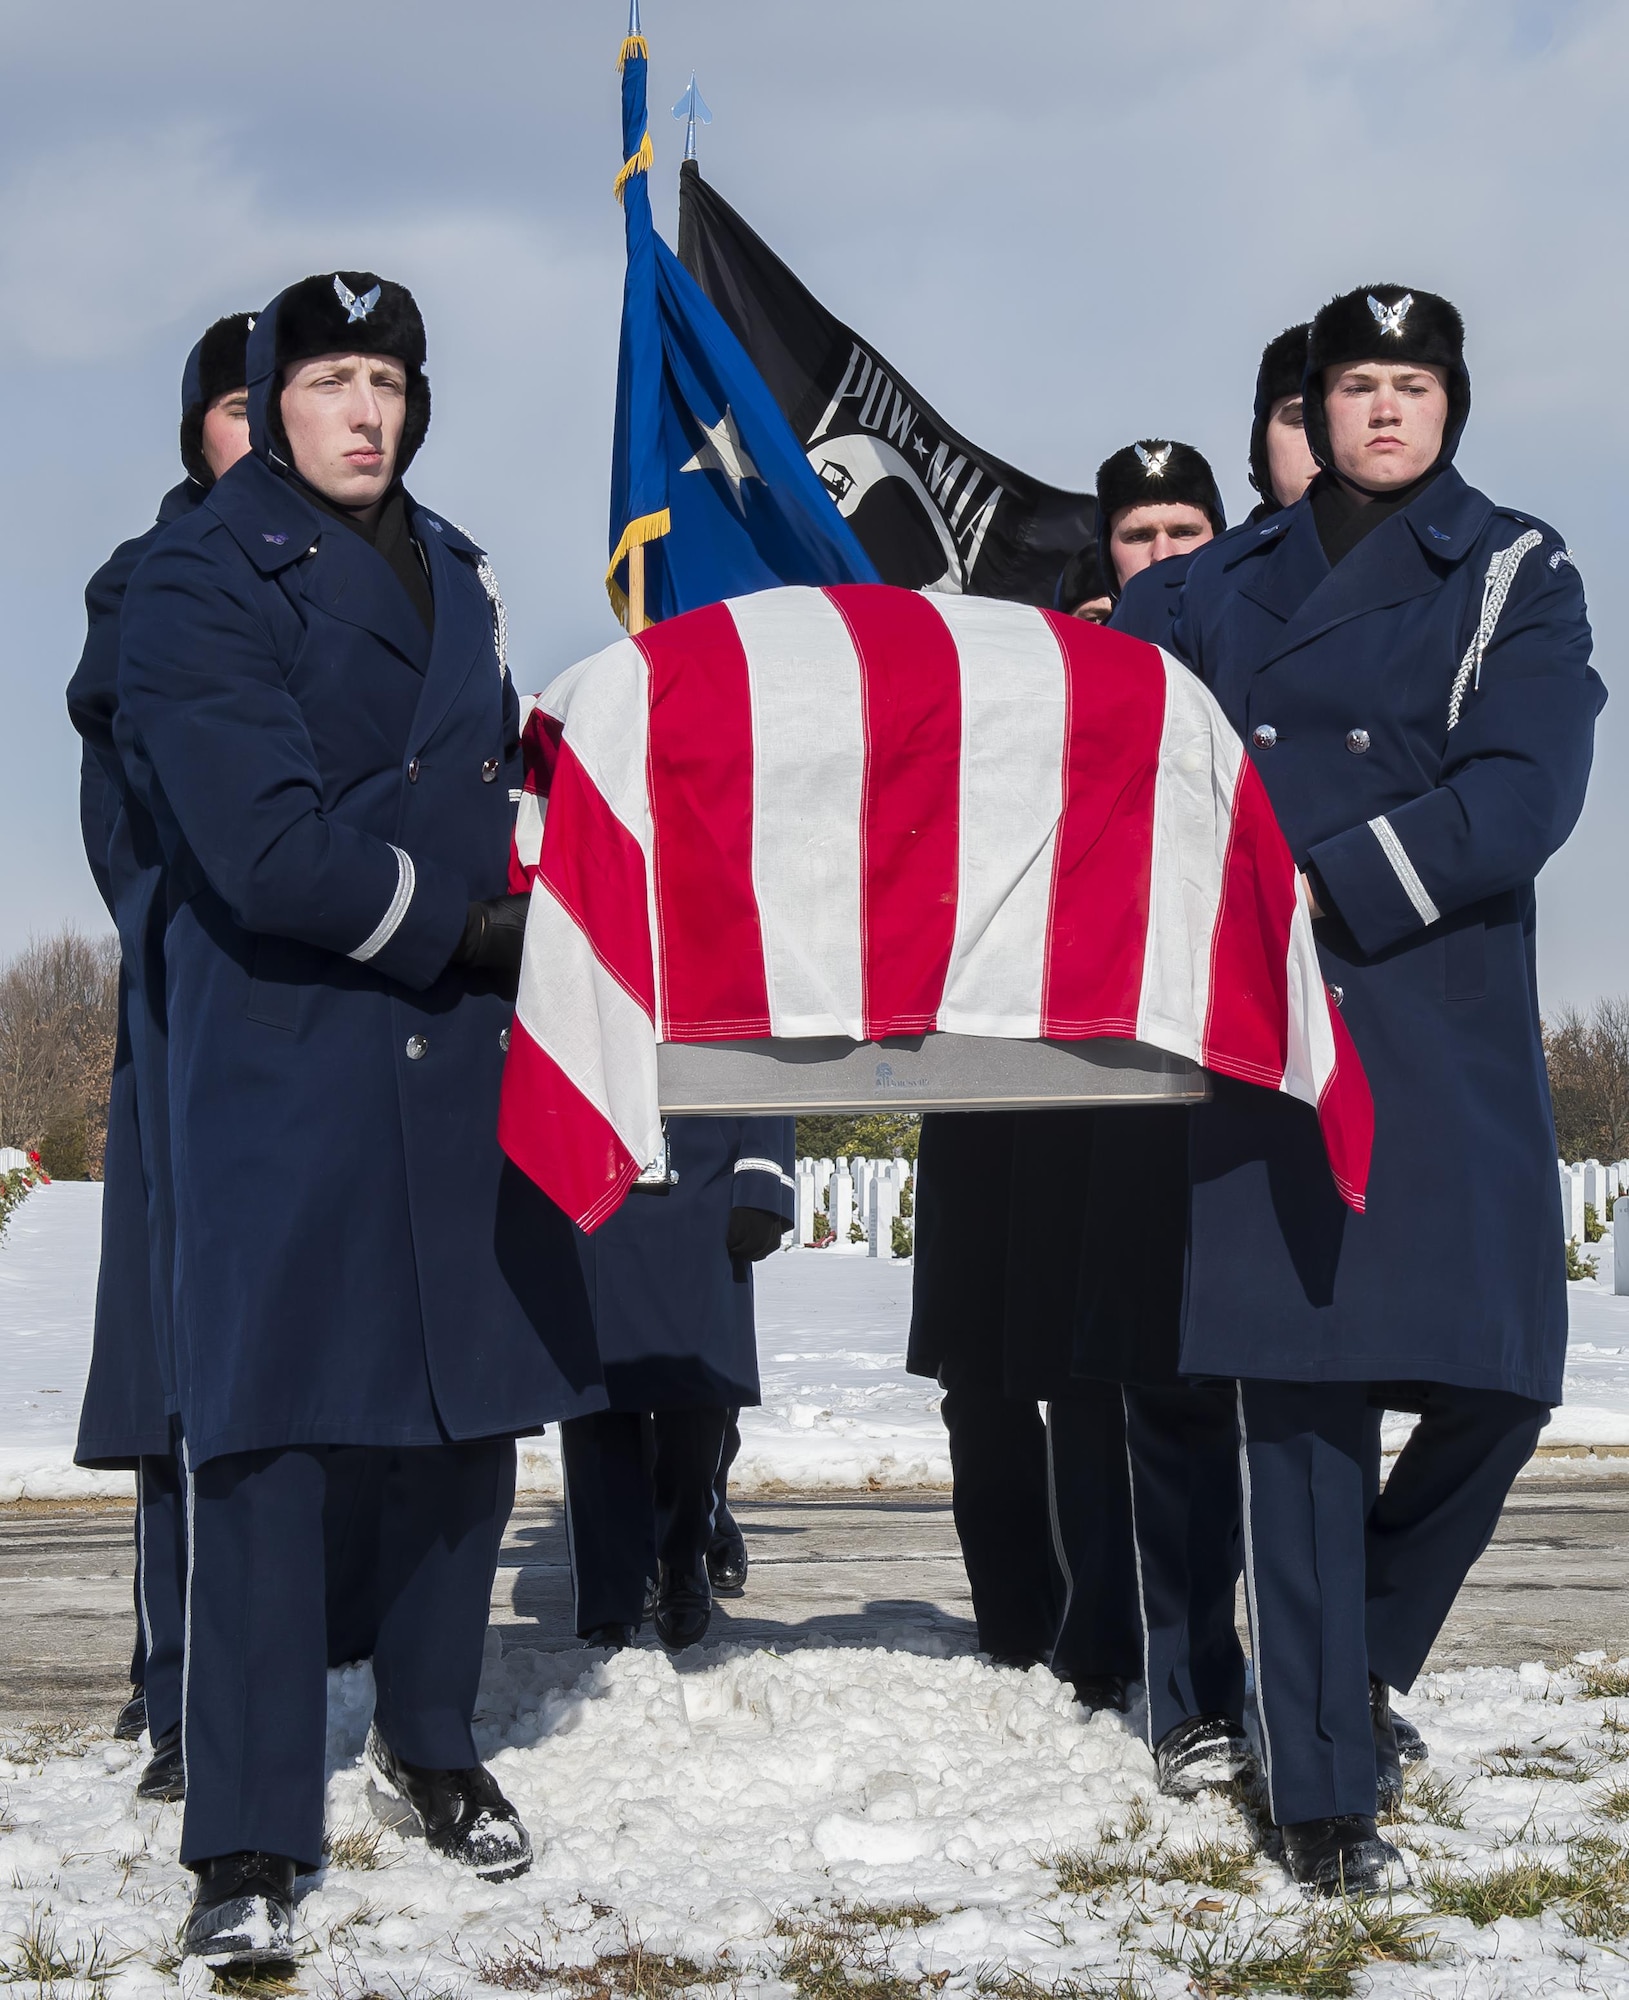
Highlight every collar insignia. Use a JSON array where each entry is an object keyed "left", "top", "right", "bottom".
[
  {"left": 1368, "top": 292, "right": 1414, "bottom": 338},
  {"left": 1134, "top": 442, "right": 1173, "bottom": 478},
  {"left": 262, "top": 532, "right": 288, "bottom": 545},
  {"left": 333, "top": 275, "right": 382, "bottom": 324},
  {"left": 1426, "top": 525, "right": 1451, "bottom": 541}
]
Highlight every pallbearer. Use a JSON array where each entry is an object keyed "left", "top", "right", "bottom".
[
  {"left": 68, "top": 313, "right": 254, "bottom": 1804},
  {"left": 116, "top": 270, "right": 606, "bottom": 1963},
  {"left": 1174, "top": 284, "right": 1604, "bottom": 1891},
  {"left": 1094, "top": 438, "right": 1224, "bottom": 646}
]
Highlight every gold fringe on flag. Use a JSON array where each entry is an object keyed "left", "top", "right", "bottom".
[
  {"left": 613, "top": 129, "right": 654, "bottom": 203},
  {"left": 605, "top": 508, "right": 671, "bottom": 628},
  {"left": 617, "top": 33, "right": 649, "bottom": 69}
]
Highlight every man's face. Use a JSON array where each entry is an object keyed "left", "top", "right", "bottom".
[
  {"left": 200, "top": 389, "right": 251, "bottom": 483},
  {"left": 1264, "top": 393, "right": 1317, "bottom": 510},
  {"left": 1321, "top": 360, "right": 1448, "bottom": 491},
  {"left": 1107, "top": 502, "right": 1214, "bottom": 588},
  {"left": 279, "top": 351, "right": 408, "bottom": 509}
]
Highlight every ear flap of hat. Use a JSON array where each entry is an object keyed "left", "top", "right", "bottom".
[{"left": 1248, "top": 323, "right": 1309, "bottom": 505}]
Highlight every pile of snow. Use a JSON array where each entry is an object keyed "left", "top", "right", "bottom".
[
  {"left": 13, "top": 1643, "right": 1629, "bottom": 1992},
  {"left": 6, "top": 1182, "right": 1629, "bottom": 1501}
]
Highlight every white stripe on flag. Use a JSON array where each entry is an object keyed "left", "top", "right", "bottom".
[
  {"left": 538, "top": 637, "right": 652, "bottom": 830},
  {"left": 931, "top": 597, "right": 1066, "bottom": 1035},
  {"left": 1281, "top": 890, "right": 1338, "bottom": 1109},
  {"left": 1136, "top": 655, "right": 1238, "bottom": 1060},
  {"left": 514, "top": 790, "right": 546, "bottom": 876},
  {"left": 728, "top": 587, "right": 866, "bottom": 1038},
  {"left": 514, "top": 878, "right": 661, "bottom": 1173}
]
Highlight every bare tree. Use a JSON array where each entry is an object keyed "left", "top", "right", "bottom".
[
  {"left": 0, "top": 927, "right": 120, "bottom": 1179},
  {"left": 1546, "top": 995, "right": 1629, "bottom": 1162}
]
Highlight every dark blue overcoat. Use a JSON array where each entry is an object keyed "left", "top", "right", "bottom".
[
  {"left": 115, "top": 452, "right": 607, "bottom": 1465},
  {"left": 68, "top": 481, "right": 201, "bottom": 1465},
  {"left": 576, "top": 1117, "right": 794, "bottom": 1409},
  {"left": 1110, "top": 548, "right": 1201, "bottom": 649},
  {"left": 1171, "top": 468, "right": 1604, "bottom": 1403}
]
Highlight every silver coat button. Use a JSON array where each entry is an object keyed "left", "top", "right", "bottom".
[
  {"left": 1328, "top": 984, "right": 1345, "bottom": 1008},
  {"left": 481, "top": 759, "right": 500, "bottom": 783},
  {"left": 499, "top": 1027, "right": 511, "bottom": 1052},
  {"left": 1252, "top": 724, "right": 1278, "bottom": 749},
  {"left": 405, "top": 1035, "right": 428, "bottom": 1060},
  {"left": 407, "top": 758, "right": 420, "bottom": 782},
  {"left": 1346, "top": 728, "right": 1372, "bottom": 754}
]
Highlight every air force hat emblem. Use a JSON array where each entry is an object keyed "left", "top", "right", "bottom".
[{"left": 333, "top": 275, "right": 382, "bottom": 324}]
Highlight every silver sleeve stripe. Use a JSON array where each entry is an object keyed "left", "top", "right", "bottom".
[
  {"left": 1367, "top": 815, "right": 1440, "bottom": 926},
  {"left": 735, "top": 1158, "right": 796, "bottom": 1189},
  {"left": 350, "top": 845, "right": 417, "bottom": 962}
]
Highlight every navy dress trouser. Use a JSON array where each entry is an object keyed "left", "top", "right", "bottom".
[
  {"left": 1237, "top": 1378, "right": 1546, "bottom": 1826},
  {"left": 1120, "top": 1381, "right": 1246, "bottom": 1746},
  {"left": 181, "top": 1439, "right": 515, "bottom": 1871},
  {"left": 560, "top": 1408, "right": 729, "bottom": 1634},
  {"left": 132, "top": 1436, "right": 189, "bottom": 1739},
  {"left": 1046, "top": 1392, "right": 1143, "bottom": 1686}
]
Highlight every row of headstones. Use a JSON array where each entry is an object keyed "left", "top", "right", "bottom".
[
  {"left": 791, "top": 1155, "right": 915, "bottom": 1257},
  {"left": 0, "top": 1147, "right": 30, "bottom": 1174},
  {"left": 1560, "top": 1159, "right": 1629, "bottom": 1298}
]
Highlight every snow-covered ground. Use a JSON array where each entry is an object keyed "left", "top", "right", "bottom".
[
  {"left": 4, "top": 1181, "right": 1629, "bottom": 1499},
  {"left": 14, "top": 1646, "right": 1629, "bottom": 1994}
]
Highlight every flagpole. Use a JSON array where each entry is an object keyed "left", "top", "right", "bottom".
[{"left": 628, "top": 542, "right": 647, "bottom": 634}]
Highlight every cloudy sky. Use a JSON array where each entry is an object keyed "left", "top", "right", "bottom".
[{"left": 2, "top": 0, "right": 1621, "bottom": 1006}]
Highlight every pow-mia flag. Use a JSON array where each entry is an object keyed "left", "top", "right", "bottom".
[{"left": 677, "top": 161, "right": 1093, "bottom": 604}]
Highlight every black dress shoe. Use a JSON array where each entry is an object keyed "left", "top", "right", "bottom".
[
  {"left": 1369, "top": 1676, "right": 1404, "bottom": 1810},
  {"left": 986, "top": 1650, "right": 1046, "bottom": 1671},
  {"left": 651, "top": 1563, "right": 712, "bottom": 1650},
  {"left": 136, "top": 1722, "right": 185, "bottom": 1801},
  {"left": 706, "top": 1509, "right": 749, "bottom": 1596},
  {"left": 1282, "top": 1814, "right": 1407, "bottom": 1896},
  {"left": 114, "top": 1688, "right": 147, "bottom": 1742},
  {"left": 365, "top": 1724, "right": 532, "bottom": 1880},
  {"left": 1155, "top": 1713, "right": 1257, "bottom": 1797},
  {"left": 1394, "top": 1711, "right": 1429, "bottom": 1765},
  {"left": 582, "top": 1622, "right": 637, "bottom": 1650},
  {"left": 181, "top": 1852, "right": 297, "bottom": 1967},
  {"left": 1071, "top": 1675, "right": 1130, "bottom": 1715}
]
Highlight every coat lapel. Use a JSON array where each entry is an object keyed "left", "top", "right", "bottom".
[
  {"left": 297, "top": 524, "right": 432, "bottom": 675},
  {"left": 405, "top": 505, "right": 494, "bottom": 754}
]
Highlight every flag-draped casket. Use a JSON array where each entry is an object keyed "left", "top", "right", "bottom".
[{"left": 501, "top": 584, "right": 1373, "bottom": 1230}]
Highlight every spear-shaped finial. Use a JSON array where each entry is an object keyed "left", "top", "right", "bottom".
[{"left": 672, "top": 70, "right": 713, "bottom": 161}]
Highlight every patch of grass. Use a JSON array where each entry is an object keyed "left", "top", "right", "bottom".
[
  {"left": 1580, "top": 1664, "right": 1629, "bottom": 1701},
  {"left": 1418, "top": 1839, "right": 1629, "bottom": 1934},
  {"left": 1480, "top": 1740, "right": 1590, "bottom": 1783},
  {"left": 1157, "top": 1841, "right": 1261, "bottom": 1895},
  {"left": 775, "top": 1907, "right": 949, "bottom": 2000},
  {"left": 475, "top": 1931, "right": 733, "bottom": 2000},
  {"left": 1595, "top": 1783, "right": 1629, "bottom": 1822},
  {"left": 3, "top": 1906, "right": 126, "bottom": 1988},
  {"left": 1154, "top": 1901, "right": 1435, "bottom": 2000},
  {"left": 0, "top": 1722, "right": 98, "bottom": 1770},
  {"left": 323, "top": 1822, "right": 391, "bottom": 1871},
  {"left": 976, "top": 1975, "right": 1151, "bottom": 2000},
  {"left": 209, "top": 1969, "right": 301, "bottom": 1998},
  {"left": 1053, "top": 1843, "right": 1154, "bottom": 1900},
  {"left": 1398, "top": 1771, "right": 1467, "bottom": 1830}
]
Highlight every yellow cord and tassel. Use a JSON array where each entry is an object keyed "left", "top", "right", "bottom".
[
  {"left": 605, "top": 508, "right": 671, "bottom": 628},
  {"left": 617, "top": 33, "right": 649, "bottom": 69},
  {"left": 612, "top": 128, "right": 654, "bottom": 202}
]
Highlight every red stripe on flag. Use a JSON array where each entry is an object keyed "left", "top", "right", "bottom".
[
  {"left": 509, "top": 708, "right": 563, "bottom": 893},
  {"left": 498, "top": 1018, "right": 639, "bottom": 1233},
  {"left": 1201, "top": 755, "right": 1292, "bottom": 1088},
  {"left": 1039, "top": 616, "right": 1167, "bottom": 1038},
  {"left": 825, "top": 586, "right": 962, "bottom": 1037},
  {"left": 536, "top": 740, "right": 655, "bottom": 1018},
  {"left": 639, "top": 604, "right": 772, "bottom": 1039},
  {"left": 1318, "top": 1004, "right": 1375, "bottom": 1214}
]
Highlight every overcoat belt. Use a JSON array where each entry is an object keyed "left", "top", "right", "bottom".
[
  {"left": 1170, "top": 468, "right": 1603, "bottom": 1404},
  {"left": 115, "top": 453, "right": 607, "bottom": 1465}
]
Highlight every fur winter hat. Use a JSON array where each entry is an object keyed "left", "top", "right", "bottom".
[
  {"left": 178, "top": 312, "right": 254, "bottom": 487},
  {"left": 1248, "top": 322, "right": 1309, "bottom": 509},
  {"left": 1094, "top": 439, "right": 1225, "bottom": 596},
  {"left": 1055, "top": 538, "right": 1110, "bottom": 613},
  {"left": 1302, "top": 283, "right": 1469, "bottom": 478},
  {"left": 246, "top": 270, "right": 431, "bottom": 479}
]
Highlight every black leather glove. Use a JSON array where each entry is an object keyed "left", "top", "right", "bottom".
[
  {"left": 726, "top": 1205, "right": 787, "bottom": 1263},
  {"left": 453, "top": 894, "right": 529, "bottom": 972}
]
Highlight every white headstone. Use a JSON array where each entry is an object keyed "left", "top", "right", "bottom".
[
  {"left": 1616, "top": 1197, "right": 1629, "bottom": 1294},
  {"left": 1566, "top": 1163, "right": 1588, "bottom": 1244},
  {"left": 1585, "top": 1161, "right": 1606, "bottom": 1219},
  {"left": 832, "top": 1168, "right": 854, "bottom": 1246},
  {"left": 796, "top": 1167, "right": 817, "bottom": 1248},
  {"left": 869, "top": 1172, "right": 899, "bottom": 1258},
  {"left": 0, "top": 1146, "right": 27, "bottom": 1174}
]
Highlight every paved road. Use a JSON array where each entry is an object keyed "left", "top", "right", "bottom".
[{"left": 4, "top": 1473, "right": 1628, "bottom": 1730}]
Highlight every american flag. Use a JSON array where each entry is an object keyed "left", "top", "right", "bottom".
[{"left": 501, "top": 585, "right": 1372, "bottom": 1230}]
